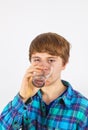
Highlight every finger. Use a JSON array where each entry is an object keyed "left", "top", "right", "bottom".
[{"left": 26, "top": 67, "right": 43, "bottom": 75}]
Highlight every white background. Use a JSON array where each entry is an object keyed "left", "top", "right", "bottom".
[{"left": 0, "top": 0, "right": 88, "bottom": 113}]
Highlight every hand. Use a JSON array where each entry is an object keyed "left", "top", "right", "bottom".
[{"left": 19, "top": 65, "right": 42, "bottom": 102}]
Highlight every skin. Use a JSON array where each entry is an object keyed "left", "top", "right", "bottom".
[{"left": 19, "top": 52, "right": 67, "bottom": 104}]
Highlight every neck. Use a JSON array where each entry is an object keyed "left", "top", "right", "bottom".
[{"left": 41, "top": 79, "right": 66, "bottom": 104}]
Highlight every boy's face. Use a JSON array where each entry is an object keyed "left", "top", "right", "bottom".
[{"left": 31, "top": 52, "right": 66, "bottom": 86}]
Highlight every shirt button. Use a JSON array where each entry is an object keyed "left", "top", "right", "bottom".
[
  {"left": 42, "top": 105, "right": 45, "bottom": 109},
  {"left": 14, "top": 121, "right": 17, "bottom": 124},
  {"left": 26, "top": 118, "right": 28, "bottom": 120},
  {"left": 42, "top": 105, "right": 46, "bottom": 111},
  {"left": 23, "top": 106, "right": 27, "bottom": 110},
  {"left": 12, "top": 116, "right": 22, "bottom": 129}
]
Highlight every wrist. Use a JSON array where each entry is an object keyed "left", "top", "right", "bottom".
[{"left": 18, "top": 92, "right": 27, "bottom": 102}]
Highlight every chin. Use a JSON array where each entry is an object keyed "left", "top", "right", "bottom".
[{"left": 45, "top": 81, "right": 51, "bottom": 86}]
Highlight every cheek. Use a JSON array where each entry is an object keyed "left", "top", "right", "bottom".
[
  {"left": 53, "top": 65, "right": 62, "bottom": 73},
  {"left": 45, "top": 70, "right": 60, "bottom": 85},
  {"left": 52, "top": 65, "right": 63, "bottom": 77}
]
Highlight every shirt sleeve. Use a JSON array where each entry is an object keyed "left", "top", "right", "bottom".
[
  {"left": 0, "top": 93, "right": 29, "bottom": 130},
  {"left": 79, "top": 118, "right": 88, "bottom": 130},
  {"left": 77, "top": 107, "right": 88, "bottom": 130}
]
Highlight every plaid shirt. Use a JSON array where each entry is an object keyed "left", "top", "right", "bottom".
[{"left": 0, "top": 80, "right": 88, "bottom": 130}]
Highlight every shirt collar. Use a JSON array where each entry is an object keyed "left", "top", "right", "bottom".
[
  {"left": 37, "top": 80, "right": 74, "bottom": 108},
  {"left": 61, "top": 80, "right": 74, "bottom": 108}
]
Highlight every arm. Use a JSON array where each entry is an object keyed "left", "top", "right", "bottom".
[
  {"left": 0, "top": 94, "right": 27, "bottom": 129},
  {"left": 78, "top": 110, "right": 88, "bottom": 130},
  {"left": 0, "top": 65, "right": 40, "bottom": 129}
]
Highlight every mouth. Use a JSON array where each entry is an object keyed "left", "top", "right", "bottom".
[{"left": 32, "top": 78, "right": 45, "bottom": 88}]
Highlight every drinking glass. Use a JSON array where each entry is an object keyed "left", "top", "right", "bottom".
[{"left": 32, "top": 67, "right": 53, "bottom": 88}]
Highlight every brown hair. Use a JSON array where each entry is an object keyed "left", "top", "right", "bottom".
[{"left": 29, "top": 32, "right": 71, "bottom": 65}]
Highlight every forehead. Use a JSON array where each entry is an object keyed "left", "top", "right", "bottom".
[{"left": 31, "top": 52, "right": 57, "bottom": 58}]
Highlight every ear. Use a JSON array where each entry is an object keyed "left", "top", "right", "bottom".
[{"left": 62, "top": 61, "right": 68, "bottom": 70}]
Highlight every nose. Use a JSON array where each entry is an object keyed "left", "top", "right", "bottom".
[{"left": 39, "top": 61, "right": 50, "bottom": 70}]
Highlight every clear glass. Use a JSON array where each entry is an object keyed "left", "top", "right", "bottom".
[{"left": 32, "top": 67, "right": 53, "bottom": 88}]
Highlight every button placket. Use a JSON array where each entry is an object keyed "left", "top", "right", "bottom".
[
  {"left": 22, "top": 110, "right": 31, "bottom": 126},
  {"left": 41, "top": 103, "right": 46, "bottom": 117},
  {"left": 12, "top": 115, "right": 22, "bottom": 129},
  {"left": 23, "top": 106, "right": 27, "bottom": 110}
]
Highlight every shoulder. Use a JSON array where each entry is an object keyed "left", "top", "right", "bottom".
[
  {"left": 66, "top": 82, "right": 88, "bottom": 115},
  {"left": 62, "top": 80, "right": 88, "bottom": 126},
  {"left": 63, "top": 80, "right": 88, "bottom": 111},
  {"left": 72, "top": 88, "right": 88, "bottom": 108}
]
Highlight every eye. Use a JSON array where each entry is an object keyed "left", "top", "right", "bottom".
[
  {"left": 31, "top": 58, "right": 40, "bottom": 63},
  {"left": 48, "top": 59, "right": 56, "bottom": 63}
]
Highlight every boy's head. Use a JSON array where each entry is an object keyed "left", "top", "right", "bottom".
[{"left": 29, "top": 32, "right": 71, "bottom": 65}]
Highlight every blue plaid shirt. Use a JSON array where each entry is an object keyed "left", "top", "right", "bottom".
[{"left": 0, "top": 80, "right": 88, "bottom": 130}]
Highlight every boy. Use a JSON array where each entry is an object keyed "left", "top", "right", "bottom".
[{"left": 0, "top": 32, "right": 88, "bottom": 129}]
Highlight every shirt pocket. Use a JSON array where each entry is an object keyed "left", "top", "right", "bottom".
[{"left": 12, "top": 115, "right": 22, "bottom": 130}]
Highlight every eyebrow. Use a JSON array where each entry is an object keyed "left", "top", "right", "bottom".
[
  {"left": 31, "top": 56, "right": 58, "bottom": 59},
  {"left": 31, "top": 56, "right": 40, "bottom": 58}
]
